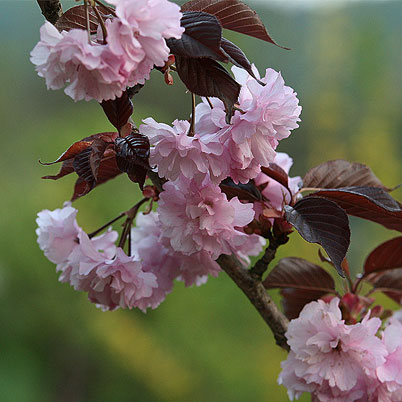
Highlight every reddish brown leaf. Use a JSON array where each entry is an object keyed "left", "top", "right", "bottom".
[
  {"left": 284, "top": 197, "right": 350, "bottom": 277},
  {"left": 264, "top": 257, "right": 336, "bottom": 319},
  {"left": 42, "top": 159, "right": 74, "bottom": 180},
  {"left": 72, "top": 138, "right": 109, "bottom": 188},
  {"left": 175, "top": 55, "right": 240, "bottom": 122},
  {"left": 71, "top": 151, "right": 121, "bottom": 201},
  {"left": 181, "top": 0, "right": 287, "bottom": 48},
  {"left": 280, "top": 288, "right": 328, "bottom": 320},
  {"left": 115, "top": 133, "right": 150, "bottom": 189},
  {"left": 261, "top": 163, "right": 289, "bottom": 189},
  {"left": 40, "top": 132, "right": 118, "bottom": 165},
  {"left": 313, "top": 187, "right": 402, "bottom": 232},
  {"left": 303, "top": 160, "right": 389, "bottom": 190},
  {"left": 167, "top": 12, "right": 227, "bottom": 61},
  {"left": 363, "top": 237, "right": 402, "bottom": 276},
  {"left": 55, "top": 5, "right": 110, "bottom": 33},
  {"left": 369, "top": 268, "right": 402, "bottom": 305},
  {"left": 100, "top": 91, "right": 134, "bottom": 131},
  {"left": 220, "top": 38, "right": 263, "bottom": 84},
  {"left": 220, "top": 178, "right": 261, "bottom": 201}
]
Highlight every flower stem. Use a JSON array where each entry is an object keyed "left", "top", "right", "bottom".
[
  {"left": 84, "top": 0, "right": 92, "bottom": 44},
  {"left": 88, "top": 212, "right": 126, "bottom": 239},
  {"left": 92, "top": 3, "right": 108, "bottom": 44},
  {"left": 188, "top": 93, "right": 196, "bottom": 137}
]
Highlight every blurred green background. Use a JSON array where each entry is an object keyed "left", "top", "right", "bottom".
[{"left": 0, "top": 0, "right": 401, "bottom": 401}]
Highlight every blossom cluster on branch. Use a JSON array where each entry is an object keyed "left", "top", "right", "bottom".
[
  {"left": 279, "top": 298, "right": 402, "bottom": 402},
  {"left": 32, "top": 0, "right": 402, "bottom": 400}
]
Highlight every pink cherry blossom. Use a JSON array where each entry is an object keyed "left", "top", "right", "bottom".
[
  {"left": 58, "top": 228, "right": 118, "bottom": 291},
  {"left": 132, "top": 212, "right": 222, "bottom": 289},
  {"left": 30, "top": 22, "right": 131, "bottom": 102},
  {"left": 254, "top": 152, "right": 302, "bottom": 210},
  {"left": 278, "top": 298, "right": 388, "bottom": 401},
  {"left": 377, "top": 320, "right": 402, "bottom": 393},
  {"left": 107, "top": 0, "right": 184, "bottom": 85},
  {"left": 158, "top": 177, "right": 262, "bottom": 259},
  {"left": 140, "top": 118, "right": 229, "bottom": 184},
  {"left": 195, "top": 66, "right": 301, "bottom": 183},
  {"left": 36, "top": 203, "right": 80, "bottom": 264},
  {"left": 130, "top": 212, "right": 181, "bottom": 310},
  {"left": 90, "top": 248, "right": 158, "bottom": 311}
]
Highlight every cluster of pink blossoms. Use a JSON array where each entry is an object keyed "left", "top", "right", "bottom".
[
  {"left": 36, "top": 197, "right": 264, "bottom": 310},
  {"left": 36, "top": 204, "right": 158, "bottom": 311},
  {"left": 278, "top": 298, "right": 402, "bottom": 401},
  {"left": 30, "top": 0, "right": 183, "bottom": 102},
  {"left": 142, "top": 66, "right": 301, "bottom": 185}
]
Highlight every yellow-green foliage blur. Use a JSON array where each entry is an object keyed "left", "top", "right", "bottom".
[{"left": 0, "top": 0, "right": 400, "bottom": 401}]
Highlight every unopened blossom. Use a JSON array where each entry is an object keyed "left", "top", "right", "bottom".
[
  {"left": 158, "top": 178, "right": 263, "bottom": 259},
  {"left": 30, "top": 22, "right": 132, "bottom": 102},
  {"left": 254, "top": 152, "right": 302, "bottom": 210},
  {"left": 36, "top": 203, "right": 80, "bottom": 264},
  {"left": 90, "top": 248, "right": 158, "bottom": 311},
  {"left": 140, "top": 118, "right": 229, "bottom": 184},
  {"left": 195, "top": 66, "right": 301, "bottom": 183},
  {"left": 278, "top": 298, "right": 388, "bottom": 401},
  {"left": 107, "top": 0, "right": 184, "bottom": 85}
]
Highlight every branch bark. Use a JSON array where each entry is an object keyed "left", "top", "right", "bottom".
[
  {"left": 37, "top": 0, "right": 63, "bottom": 24},
  {"left": 217, "top": 254, "right": 290, "bottom": 351}
]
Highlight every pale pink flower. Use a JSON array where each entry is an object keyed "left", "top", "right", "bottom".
[
  {"left": 58, "top": 228, "right": 118, "bottom": 291},
  {"left": 195, "top": 66, "right": 301, "bottom": 183},
  {"left": 131, "top": 212, "right": 181, "bottom": 310},
  {"left": 30, "top": 22, "right": 131, "bottom": 102},
  {"left": 140, "top": 118, "right": 229, "bottom": 184},
  {"left": 377, "top": 321, "right": 402, "bottom": 393},
  {"left": 158, "top": 177, "right": 262, "bottom": 259},
  {"left": 90, "top": 248, "right": 158, "bottom": 311},
  {"left": 36, "top": 203, "right": 80, "bottom": 264},
  {"left": 175, "top": 249, "right": 221, "bottom": 287},
  {"left": 107, "top": 0, "right": 184, "bottom": 85},
  {"left": 132, "top": 212, "right": 222, "bottom": 290},
  {"left": 278, "top": 298, "right": 388, "bottom": 401},
  {"left": 254, "top": 152, "right": 302, "bottom": 210}
]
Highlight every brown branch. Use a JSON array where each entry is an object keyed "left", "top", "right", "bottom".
[
  {"left": 250, "top": 233, "right": 289, "bottom": 278},
  {"left": 37, "top": 0, "right": 63, "bottom": 24},
  {"left": 217, "top": 254, "right": 290, "bottom": 351}
]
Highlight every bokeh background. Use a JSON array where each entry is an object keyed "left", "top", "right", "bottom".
[{"left": 0, "top": 0, "right": 401, "bottom": 401}]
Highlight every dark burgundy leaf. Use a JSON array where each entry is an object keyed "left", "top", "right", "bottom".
[
  {"left": 280, "top": 288, "right": 328, "bottom": 320},
  {"left": 115, "top": 133, "right": 150, "bottom": 189},
  {"left": 167, "top": 12, "right": 227, "bottom": 61},
  {"left": 363, "top": 237, "right": 402, "bottom": 276},
  {"left": 284, "top": 197, "right": 350, "bottom": 276},
  {"left": 303, "top": 160, "right": 389, "bottom": 190},
  {"left": 42, "top": 159, "right": 74, "bottom": 180},
  {"left": 220, "top": 177, "right": 262, "bottom": 201},
  {"left": 55, "top": 5, "right": 110, "bottom": 33},
  {"left": 72, "top": 138, "right": 109, "bottom": 188},
  {"left": 261, "top": 163, "right": 289, "bottom": 190},
  {"left": 264, "top": 257, "right": 336, "bottom": 291},
  {"left": 40, "top": 132, "right": 118, "bottom": 165},
  {"left": 264, "top": 257, "right": 336, "bottom": 319},
  {"left": 220, "top": 38, "right": 263, "bottom": 84},
  {"left": 100, "top": 91, "right": 134, "bottom": 131},
  {"left": 369, "top": 268, "right": 402, "bottom": 305},
  {"left": 181, "top": 0, "right": 287, "bottom": 48},
  {"left": 313, "top": 187, "right": 402, "bottom": 232},
  {"left": 175, "top": 55, "right": 240, "bottom": 122},
  {"left": 71, "top": 151, "right": 121, "bottom": 201}
]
